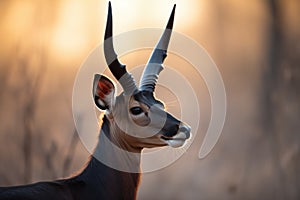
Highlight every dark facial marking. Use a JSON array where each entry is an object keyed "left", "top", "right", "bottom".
[{"left": 133, "top": 91, "right": 164, "bottom": 108}]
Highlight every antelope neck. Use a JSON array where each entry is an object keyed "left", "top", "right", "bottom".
[
  {"left": 93, "top": 115, "right": 142, "bottom": 171},
  {"left": 76, "top": 115, "right": 141, "bottom": 199}
]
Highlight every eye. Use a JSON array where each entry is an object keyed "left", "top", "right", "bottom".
[{"left": 130, "top": 107, "right": 143, "bottom": 115}]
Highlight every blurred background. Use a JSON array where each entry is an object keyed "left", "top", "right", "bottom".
[{"left": 0, "top": 0, "right": 299, "bottom": 199}]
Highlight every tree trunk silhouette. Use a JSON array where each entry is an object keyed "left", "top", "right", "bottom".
[
  {"left": 62, "top": 128, "right": 79, "bottom": 177},
  {"left": 21, "top": 51, "right": 47, "bottom": 183},
  {"left": 263, "top": 0, "right": 286, "bottom": 199}
]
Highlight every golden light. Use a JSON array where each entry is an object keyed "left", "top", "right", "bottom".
[
  {"left": 47, "top": 0, "right": 206, "bottom": 63},
  {"left": 0, "top": 0, "right": 35, "bottom": 56},
  {"left": 51, "top": 0, "right": 91, "bottom": 60},
  {"left": 2, "top": 1, "right": 35, "bottom": 37},
  {"left": 110, "top": 0, "right": 204, "bottom": 33}
]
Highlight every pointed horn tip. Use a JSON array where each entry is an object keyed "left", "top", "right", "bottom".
[
  {"left": 108, "top": 1, "right": 112, "bottom": 11},
  {"left": 170, "top": 5, "right": 176, "bottom": 17},
  {"left": 106, "top": 1, "right": 112, "bottom": 18},
  {"left": 104, "top": 1, "right": 113, "bottom": 40},
  {"left": 171, "top": 4, "right": 176, "bottom": 14},
  {"left": 166, "top": 5, "right": 176, "bottom": 30}
]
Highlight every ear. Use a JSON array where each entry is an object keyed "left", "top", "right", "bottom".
[{"left": 93, "top": 74, "right": 116, "bottom": 110}]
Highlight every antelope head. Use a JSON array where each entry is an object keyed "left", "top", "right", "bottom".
[{"left": 93, "top": 2, "right": 191, "bottom": 152}]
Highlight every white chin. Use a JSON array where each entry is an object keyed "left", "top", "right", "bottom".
[
  {"left": 161, "top": 131, "right": 191, "bottom": 148},
  {"left": 165, "top": 139, "right": 186, "bottom": 148}
]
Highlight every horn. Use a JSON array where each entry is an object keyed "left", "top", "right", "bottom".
[
  {"left": 139, "top": 4, "right": 176, "bottom": 92},
  {"left": 104, "top": 1, "right": 137, "bottom": 95}
]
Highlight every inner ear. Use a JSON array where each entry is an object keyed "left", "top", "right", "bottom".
[{"left": 93, "top": 74, "right": 115, "bottom": 110}]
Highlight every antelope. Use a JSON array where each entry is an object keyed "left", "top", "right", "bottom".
[{"left": 0, "top": 2, "right": 191, "bottom": 200}]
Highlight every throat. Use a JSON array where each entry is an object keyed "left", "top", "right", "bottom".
[
  {"left": 77, "top": 116, "right": 142, "bottom": 199},
  {"left": 93, "top": 129, "right": 142, "bottom": 173},
  {"left": 93, "top": 116, "right": 142, "bottom": 173}
]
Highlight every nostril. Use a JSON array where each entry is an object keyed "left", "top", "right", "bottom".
[
  {"left": 170, "top": 124, "right": 179, "bottom": 137},
  {"left": 174, "top": 124, "right": 179, "bottom": 134},
  {"left": 163, "top": 124, "right": 179, "bottom": 137}
]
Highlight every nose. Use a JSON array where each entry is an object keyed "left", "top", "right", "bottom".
[{"left": 162, "top": 113, "right": 180, "bottom": 137}]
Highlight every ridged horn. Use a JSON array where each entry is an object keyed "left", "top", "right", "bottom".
[
  {"left": 139, "top": 4, "right": 176, "bottom": 92},
  {"left": 104, "top": 1, "right": 137, "bottom": 95}
]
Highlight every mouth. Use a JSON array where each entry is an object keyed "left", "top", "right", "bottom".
[{"left": 160, "top": 125, "right": 191, "bottom": 148}]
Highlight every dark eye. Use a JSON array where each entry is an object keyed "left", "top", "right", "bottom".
[{"left": 130, "top": 107, "right": 143, "bottom": 115}]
